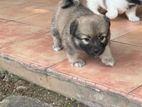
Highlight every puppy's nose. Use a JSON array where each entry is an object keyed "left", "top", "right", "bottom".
[{"left": 93, "top": 41, "right": 99, "bottom": 47}]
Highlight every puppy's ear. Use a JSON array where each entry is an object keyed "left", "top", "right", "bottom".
[
  {"left": 70, "top": 20, "right": 78, "bottom": 36},
  {"left": 62, "top": 0, "right": 80, "bottom": 9}
]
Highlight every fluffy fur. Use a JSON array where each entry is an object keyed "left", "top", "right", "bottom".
[
  {"left": 86, "top": 0, "right": 142, "bottom": 21},
  {"left": 51, "top": 0, "right": 115, "bottom": 67}
]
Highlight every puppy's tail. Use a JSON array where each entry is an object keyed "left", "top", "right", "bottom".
[{"left": 61, "top": 0, "right": 80, "bottom": 9}]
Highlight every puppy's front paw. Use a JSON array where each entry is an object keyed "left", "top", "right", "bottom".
[
  {"left": 128, "top": 16, "right": 140, "bottom": 22},
  {"left": 101, "top": 57, "right": 115, "bottom": 67},
  {"left": 52, "top": 45, "right": 63, "bottom": 51},
  {"left": 72, "top": 59, "right": 86, "bottom": 68}
]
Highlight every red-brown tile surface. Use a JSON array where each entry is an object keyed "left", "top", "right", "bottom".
[
  {"left": 27, "top": 0, "right": 58, "bottom": 9},
  {"left": 111, "top": 18, "right": 142, "bottom": 40},
  {"left": 18, "top": 11, "right": 54, "bottom": 28},
  {"left": 0, "top": 33, "right": 66, "bottom": 68},
  {"left": 113, "top": 28, "right": 142, "bottom": 47},
  {"left": 17, "top": 0, "right": 58, "bottom": 28},
  {"left": 0, "top": 0, "right": 31, "bottom": 9},
  {"left": 110, "top": 6, "right": 142, "bottom": 40},
  {"left": 0, "top": 0, "right": 52, "bottom": 20},
  {"left": 129, "top": 86, "right": 142, "bottom": 102},
  {"left": 0, "top": 21, "right": 48, "bottom": 47},
  {"left": 0, "top": 0, "right": 58, "bottom": 21},
  {"left": 49, "top": 42, "right": 142, "bottom": 94},
  {"left": 0, "top": 18, "right": 9, "bottom": 23}
]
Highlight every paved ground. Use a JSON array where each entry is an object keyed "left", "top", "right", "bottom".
[
  {"left": 0, "top": 70, "right": 88, "bottom": 107},
  {"left": 0, "top": 96, "right": 52, "bottom": 107},
  {"left": 0, "top": 0, "right": 142, "bottom": 106}
]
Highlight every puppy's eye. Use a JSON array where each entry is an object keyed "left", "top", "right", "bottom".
[
  {"left": 100, "top": 36, "right": 104, "bottom": 40},
  {"left": 83, "top": 38, "right": 90, "bottom": 42},
  {"left": 81, "top": 38, "right": 90, "bottom": 44},
  {"left": 98, "top": 36, "right": 106, "bottom": 43}
]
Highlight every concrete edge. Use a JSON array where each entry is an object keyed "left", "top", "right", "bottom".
[{"left": 0, "top": 56, "right": 141, "bottom": 107}]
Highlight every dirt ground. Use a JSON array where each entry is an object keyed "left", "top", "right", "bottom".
[{"left": 0, "top": 70, "right": 88, "bottom": 107}]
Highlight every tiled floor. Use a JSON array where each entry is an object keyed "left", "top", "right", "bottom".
[{"left": 0, "top": 0, "right": 142, "bottom": 104}]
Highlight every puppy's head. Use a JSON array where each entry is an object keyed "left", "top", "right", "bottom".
[{"left": 70, "top": 15, "right": 110, "bottom": 57}]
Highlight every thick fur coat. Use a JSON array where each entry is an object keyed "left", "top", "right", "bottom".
[{"left": 51, "top": 0, "right": 115, "bottom": 67}]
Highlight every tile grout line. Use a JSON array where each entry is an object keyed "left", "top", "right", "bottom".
[
  {"left": 46, "top": 59, "right": 67, "bottom": 69},
  {"left": 0, "top": 31, "right": 50, "bottom": 50},
  {"left": 0, "top": 0, "right": 33, "bottom": 10},
  {"left": 47, "top": 61, "right": 130, "bottom": 98},
  {"left": 0, "top": 7, "right": 53, "bottom": 27},
  {"left": 5, "top": 2, "right": 55, "bottom": 24},
  {"left": 0, "top": 17, "right": 45, "bottom": 28},
  {"left": 128, "top": 85, "right": 142, "bottom": 95},
  {"left": 111, "top": 40, "right": 142, "bottom": 48},
  {"left": 111, "top": 26, "right": 141, "bottom": 41}
]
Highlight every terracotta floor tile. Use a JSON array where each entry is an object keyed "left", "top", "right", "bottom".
[
  {"left": 0, "top": 34, "right": 66, "bottom": 68},
  {"left": 129, "top": 86, "right": 142, "bottom": 102},
  {"left": 110, "top": 6, "right": 142, "bottom": 40},
  {"left": 111, "top": 18, "right": 142, "bottom": 40},
  {"left": 0, "top": 0, "right": 31, "bottom": 9},
  {"left": 0, "top": 21, "right": 48, "bottom": 47},
  {"left": 18, "top": 11, "right": 54, "bottom": 28},
  {"left": 0, "top": 1, "right": 51, "bottom": 21},
  {"left": 16, "top": 0, "right": 58, "bottom": 27},
  {"left": 49, "top": 42, "right": 142, "bottom": 94},
  {"left": 113, "top": 28, "right": 142, "bottom": 47},
  {"left": 27, "top": 0, "right": 58, "bottom": 9},
  {"left": 0, "top": 18, "right": 9, "bottom": 23}
]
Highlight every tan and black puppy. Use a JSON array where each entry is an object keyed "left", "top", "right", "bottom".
[{"left": 51, "top": 0, "right": 115, "bottom": 67}]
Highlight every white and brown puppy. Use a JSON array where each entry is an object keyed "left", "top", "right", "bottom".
[
  {"left": 87, "top": 0, "right": 142, "bottom": 22},
  {"left": 51, "top": 0, "right": 115, "bottom": 67}
]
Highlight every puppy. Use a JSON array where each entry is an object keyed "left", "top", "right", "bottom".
[
  {"left": 51, "top": 0, "right": 115, "bottom": 67},
  {"left": 86, "top": 0, "right": 142, "bottom": 22}
]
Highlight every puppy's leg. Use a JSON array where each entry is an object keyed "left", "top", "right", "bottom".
[
  {"left": 51, "top": 17, "right": 63, "bottom": 51},
  {"left": 125, "top": 5, "right": 140, "bottom": 22},
  {"left": 99, "top": 43, "right": 115, "bottom": 66},
  {"left": 106, "top": 7, "right": 118, "bottom": 19},
  {"left": 63, "top": 36, "right": 85, "bottom": 67},
  {"left": 67, "top": 51, "right": 86, "bottom": 68}
]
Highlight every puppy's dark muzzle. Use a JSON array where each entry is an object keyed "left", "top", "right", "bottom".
[{"left": 80, "top": 41, "right": 106, "bottom": 57}]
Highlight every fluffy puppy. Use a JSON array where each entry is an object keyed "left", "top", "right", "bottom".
[
  {"left": 51, "top": 0, "right": 115, "bottom": 67},
  {"left": 86, "top": 0, "right": 142, "bottom": 22}
]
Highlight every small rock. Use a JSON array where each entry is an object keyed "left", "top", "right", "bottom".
[
  {"left": 0, "top": 96, "right": 53, "bottom": 107},
  {"left": 2, "top": 72, "right": 19, "bottom": 82},
  {"left": 3, "top": 75, "right": 10, "bottom": 82},
  {"left": 14, "top": 80, "right": 27, "bottom": 87},
  {"left": 15, "top": 86, "right": 28, "bottom": 91},
  {"left": 0, "top": 70, "right": 7, "bottom": 79}
]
